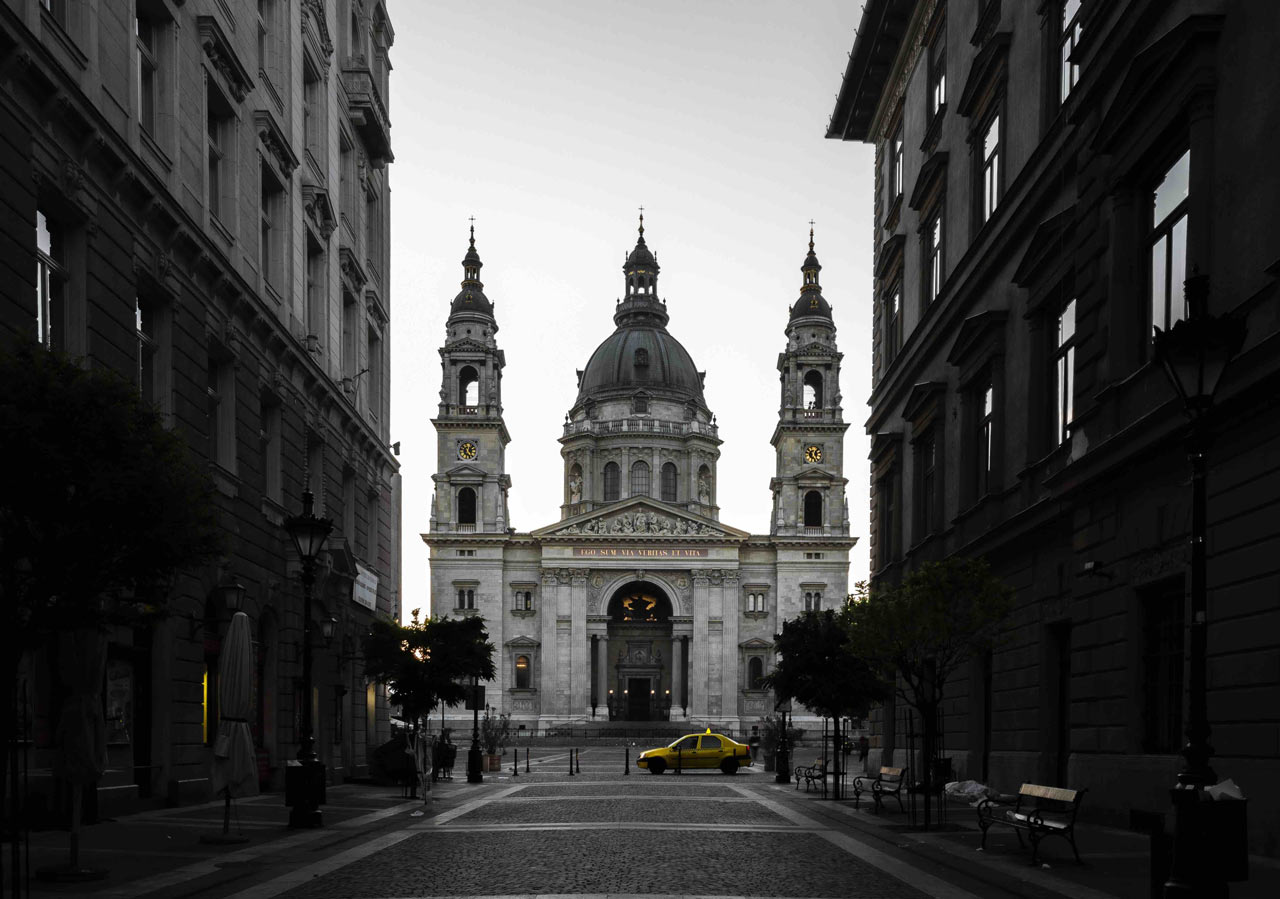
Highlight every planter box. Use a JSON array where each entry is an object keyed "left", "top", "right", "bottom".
[{"left": 485, "top": 754, "right": 503, "bottom": 772}]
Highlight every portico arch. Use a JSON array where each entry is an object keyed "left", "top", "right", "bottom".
[{"left": 605, "top": 581, "right": 674, "bottom": 722}]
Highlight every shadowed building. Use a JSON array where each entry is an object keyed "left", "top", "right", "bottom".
[
  {"left": 0, "top": 0, "right": 399, "bottom": 812},
  {"left": 828, "top": 0, "right": 1280, "bottom": 852},
  {"left": 425, "top": 219, "right": 856, "bottom": 733}
]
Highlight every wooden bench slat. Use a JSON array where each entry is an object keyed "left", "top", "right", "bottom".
[{"left": 1020, "top": 783, "right": 1078, "bottom": 803}]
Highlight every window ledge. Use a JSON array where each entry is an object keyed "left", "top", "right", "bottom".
[
  {"left": 510, "top": 608, "right": 536, "bottom": 618},
  {"left": 209, "top": 214, "right": 234, "bottom": 246},
  {"left": 209, "top": 464, "right": 239, "bottom": 498},
  {"left": 40, "top": 7, "right": 87, "bottom": 70},
  {"left": 260, "top": 495, "right": 285, "bottom": 526},
  {"left": 452, "top": 607, "right": 480, "bottom": 617},
  {"left": 139, "top": 128, "right": 172, "bottom": 173},
  {"left": 883, "top": 194, "right": 903, "bottom": 233},
  {"left": 508, "top": 687, "right": 538, "bottom": 695},
  {"left": 743, "top": 611, "right": 769, "bottom": 620},
  {"left": 920, "top": 105, "right": 946, "bottom": 155}
]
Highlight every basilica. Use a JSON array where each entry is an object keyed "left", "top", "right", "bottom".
[{"left": 425, "top": 218, "right": 855, "bottom": 732}]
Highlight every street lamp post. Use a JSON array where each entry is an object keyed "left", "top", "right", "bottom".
[
  {"left": 467, "top": 676, "right": 483, "bottom": 783},
  {"left": 774, "top": 701, "right": 791, "bottom": 785},
  {"left": 1153, "top": 275, "right": 1245, "bottom": 898},
  {"left": 284, "top": 489, "right": 333, "bottom": 828}
]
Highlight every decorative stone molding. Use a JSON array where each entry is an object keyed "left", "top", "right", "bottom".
[
  {"left": 198, "top": 16, "right": 253, "bottom": 103},
  {"left": 255, "top": 110, "right": 299, "bottom": 177},
  {"left": 553, "top": 509, "right": 722, "bottom": 537}
]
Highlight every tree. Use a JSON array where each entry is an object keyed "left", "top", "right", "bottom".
[
  {"left": 0, "top": 340, "right": 221, "bottom": 867},
  {"left": 763, "top": 609, "right": 887, "bottom": 797},
  {"left": 362, "top": 611, "right": 496, "bottom": 735},
  {"left": 846, "top": 557, "right": 1013, "bottom": 828}
]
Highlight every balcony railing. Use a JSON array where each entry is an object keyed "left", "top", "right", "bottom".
[
  {"left": 801, "top": 526, "right": 824, "bottom": 536},
  {"left": 562, "top": 417, "right": 718, "bottom": 439},
  {"left": 456, "top": 523, "right": 476, "bottom": 533}
]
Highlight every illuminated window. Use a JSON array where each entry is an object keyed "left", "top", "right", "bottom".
[
  {"left": 515, "top": 655, "right": 531, "bottom": 689},
  {"left": 980, "top": 115, "right": 1001, "bottom": 223},
  {"left": 1059, "top": 0, "right": 1083, "bottom": 104},
  {"left": 1053, "top": 299, "right": 1077, "bottom": 445}
]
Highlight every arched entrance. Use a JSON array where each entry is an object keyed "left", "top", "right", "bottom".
[{"left": 606, "top": 581, "right": 673, "bottom": 721}]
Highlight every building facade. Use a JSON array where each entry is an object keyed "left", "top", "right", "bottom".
[
  {"left": 0, "top": 0, "right": 399, "bottom": 813},
  {"left": 829, "top": 0, "right": 1280, "bottom": 852},
  {"left": 426, "top": 221, "right": 855, "bottom": 732}
]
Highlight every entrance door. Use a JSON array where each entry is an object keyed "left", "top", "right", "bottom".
[{"left": 627, "top": 678, "right": 650, "bottom": 721}]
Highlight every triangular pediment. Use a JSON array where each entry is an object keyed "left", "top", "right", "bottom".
[
  {"left": 532, "top": 496, "right": 748, "bottom": 539},
  {"left": 443, "top": 337, "right": 490, "bottom": 354},
  {"left": 442, "top": 463, "right": 488, "bottom": 481},
  {"left": 795, "top": 468, "right": 841, "bottom": 484},
  {"left": 739, "top": 637, "right": 775, "bottom": 649},
  {"left": 505, "top": 635, "right": 540, "bottom": 648}
]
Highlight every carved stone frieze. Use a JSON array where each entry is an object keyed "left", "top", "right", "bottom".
[{"left": 553, "top": 508, "right": 723, "bottom": 537}]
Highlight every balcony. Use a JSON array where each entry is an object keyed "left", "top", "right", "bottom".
[
  {"left": 562, "top": 417, "right": 719, "bottom": 440},
  {"left": 342, "top": 62, "right": 392, "bottom": 165},
  {"left": 456, "top": 523, "right": 476, "bottom": 533},
  {"left": 782, "top": 408, "right": 842, "bottom": 424}
]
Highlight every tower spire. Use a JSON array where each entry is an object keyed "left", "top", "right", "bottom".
[{"left": 638, "top": 205, "right": 645, "bottom": 241}]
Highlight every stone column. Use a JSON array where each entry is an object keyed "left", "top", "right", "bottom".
[
  {"left": 596, "top": 635, "right": 609, "bottom": 715},
  {"left": 540, "top": 569, "right": 559, "bottom": 726},
  {"left": 570, "top": 569, "right": 589, "bottom": 716},
  {"left": 670, "top": 637, "right": 683, "bottom": 719},
  {"left": 691, "top": 571, "right": 710, "bottom": 717}
]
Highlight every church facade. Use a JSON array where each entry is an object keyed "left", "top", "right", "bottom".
[{"left": 424, "top": 219, "right": 855, "bottom": 732}]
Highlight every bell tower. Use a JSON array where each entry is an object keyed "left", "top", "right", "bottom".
[
  {"left": 770, "top": 226, "right": 850, "bottom": 537},
  {"left": 430, "top": 224, "right": 512, "bottom": 534}
]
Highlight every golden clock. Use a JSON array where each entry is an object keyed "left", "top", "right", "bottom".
[
  {"left": 458, "top": 441, "right": 478, "bottom": 461},
  {"left": 805, "top": 444, "right": 822, "bottom": 463}
]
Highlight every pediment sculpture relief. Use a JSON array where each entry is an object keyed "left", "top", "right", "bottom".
[{"left": 554, "top": 509, "right": 723, "bottom": 537}]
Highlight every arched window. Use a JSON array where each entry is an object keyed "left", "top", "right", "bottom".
[
  {"left": 459, "top": 366, "right": 479, "bottom": 406},
  {"left": 603, "top": 462, "right": 620, "bottom": 502},
  {"left": 633, "top": 393, "right": 648, "bottom": 413},
  {"left": 515, "top": 655, "right": 531, "bottom": 689},
  {"left": 748, "top": 657, "right": 764, "bottom": 690},
  {"left": 630, "top": 460, "right": 650, "bottom": 497},
  {"left": 660, "top": 463, "right": 678, "bottom": 502},
  {"left": 803, "top": 370, "right": 823, "bottom": 408},
  {"left": 457, "top": 487, "right": 477, "bottom": 525},
  {"left": 803, "top": 490, "right": 823, "bottom": 527}
]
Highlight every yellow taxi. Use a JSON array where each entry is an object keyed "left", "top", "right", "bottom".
[{"left": 636, "top": 729, "right": 754, "bottom": 775}]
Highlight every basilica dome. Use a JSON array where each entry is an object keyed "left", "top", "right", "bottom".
[{"left": 577, "top": 325, "right": 704, "bottom": 402}]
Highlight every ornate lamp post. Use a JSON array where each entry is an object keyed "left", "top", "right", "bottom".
[
  {"left": 467, "top": 676, "right": 483, "bottom": 783},
  {"left": 1153, "top": 274, "right": 1245, "bottom": 898},
  {"left": 284, "top": 489, "right": 333, "bottom": 828}
]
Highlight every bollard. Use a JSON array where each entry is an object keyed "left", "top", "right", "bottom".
[
  {"left": 526, "top": 746, "right": 530, "bottom": 773},
  {"left": 624, "top": 745, "right": 630, "bottom": 775},
  {"left": 512, "top": 747, "right": 519, "bottom": 777},
  {"left": 576, "top": 748, "right": 582, "bottom": 775},
  {"left": 569, "top": 747, "right": 575, "bottom": 776}
]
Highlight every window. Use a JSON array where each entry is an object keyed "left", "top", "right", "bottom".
[
  {"left": 456, "top": 549, "right": 475, "bottom": 557},
  {"left": 456, "top": 588, "right": 475, "bottom": 610},
  {"left": 977, "top": 383, "right": 995, "bottom": 496},
  {"left": 365, "top": 188, "right": 380, "bottom": 269},
  {"left": 660, "top": 462, "right": 678, "bottom": 503},
  {"left": 512, "top": 589, "right": 534, "bottom": 611},
  {"left": 306, "top": 237, "right": 326, "bottom": 345},
  {"left": 260, "top": 160, "right": 285, "bottom": 291},
  {"left": 1059, "top": 0, "right": 1083, "bottom": 104},
  {"left": 459, "top": 366, "right": 479, "bottom": 406},
  {"left": 747, "top": 657, "right": 764, "bottom": 690},
  {"left": 307, "top": 432, "right": 325, "bottom": 507},
  {"left": 41, "top": 0, "right": 68, "bottom": 28},
  {"left": 803, "top": 591, "right": 822, "bottom": 612},
  {"left": 136, "top": 13, "right": 158, "bottom": 137},
  {"left": 884, "top": 282, "right": 902, "bottom": 364},
  {"left": 803, "top": 491, "right": 823, "bottom": 528},
  {"left": 303, "top": 59, "right": 323, "bottom": 161},
  {"left": 206, "top": 85, "right": 233, "bottom": 225},
  {"left": 804, "top": 552, "right": 825, "bottom": 560},
  {"left": 136, "top": 297, "right": 155, "bottom": 402},
  {"left": 877, "top": 468, "right": 898, "bottom": 567},
  {"left": 700, "top": 735, "right": 722, "bottom": 750},
  {"left": 928, "top": 22, "right": 947, "bottom": 119},
  {"left": 34, "top": 210, "right": 64, "bottom": 348},
  {"left": 890, "top": 122, "right": 904, "bottom": 201},
  {"left": 802, "top": 371, "right": 823, "bottom": 408},
  {"left": 342, "top": 292, "right": 358, "bottom": 382},
  {"left": 1141, "top": 581, "right": 1185, "bottom": 754},
  {"left": 262, "top": 392, "right": 282, "bottom": 503},
  {"left": 603, "top": 462, "right": 620, "bottom": 502},
  {"left": 745, "top": 592, "right": 766, "bottom": 613},
  {"left": 1150, "top": 150, "right": 1191, "bottom": 335},
  {"left": 630, "top": 461, "right": 651, "bottom": 498},
  {"left": 633, "top": 394, "right": 649, "bottom": 414},
  {"left": 206, "top": 351, "right": 236, "bottom": 471},
  {"left": 515, "top": 655, "right": 531, "bottom": 689},
  {"left": 339, "top": 135, "right": 355, "bottom": 225},
  {"left": 634, "top": 348, "right": 649, "bottom": 367},
  {"left": 367, "top": 491, "right": 380, "bottom": 565},
  {"left": 457, "top": 487, "right": 477, "bottom": 526},
  {"left": 367, "top": 326, "right": 382, "bottom": 418},
  {"left": 1053, "top": 299, "right": 1076, "bottom": 445},
  {"left": 924, "top": 210, "right": 944, "bottom": 305},
  {"left": 980, "top": 115, "right": 1001, "bottom": 223},
  {"left": 916, "top": 430, "right": 938, "bottom": 536}
]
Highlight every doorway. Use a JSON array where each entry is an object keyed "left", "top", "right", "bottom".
[{"left": 627, "top": 678, "right": 651, "bottom": 721}]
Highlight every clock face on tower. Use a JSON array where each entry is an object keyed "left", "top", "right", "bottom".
[
  {"left": 458, "top": 441, "right": 478, "bottom": 461},
  {"left": 805, "top": 444, "right": 823, "bottom": 463}
]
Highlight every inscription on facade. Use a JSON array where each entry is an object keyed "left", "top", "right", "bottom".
[{"left": 572, "top": 546, "right": 709, "bottom": 558}]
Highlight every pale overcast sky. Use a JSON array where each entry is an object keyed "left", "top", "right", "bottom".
[{"left": 388, "top": 1, "right": 876, "bottom": 618}]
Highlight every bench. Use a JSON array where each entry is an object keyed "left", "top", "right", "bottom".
[
  {"left": 852, "top": 766, "right": 906, "bottom": 813},
  {"left": 794, "top": 759, "right": 827, "bottom": 792},
  {"left": 976, "top": 783, "right": 1086, "bottom": 865}
]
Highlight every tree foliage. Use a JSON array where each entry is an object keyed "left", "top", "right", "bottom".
[
  {"left": 763, "top": 609, "right": 887, "bottom": 720},
  {"left": 0, "top": 341, "right": 222, "bottom": 654},
  {"left": 362, "top": 611, "right": 496, "bottom": 728},
  {"left": 845, "top": 557, "right": 1013, "bottom": 713}
]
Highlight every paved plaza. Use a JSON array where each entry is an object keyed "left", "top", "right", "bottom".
[{"left": 10, "top": 746, "right": 1279, "bottom": 898}]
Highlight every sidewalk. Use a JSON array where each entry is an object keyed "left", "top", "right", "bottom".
[
  {"left": 780, "top": 780, "right": 1280, "bottom": 899},
  {"left": 1, "top": 782, "right": 439, "bottom": 898}
]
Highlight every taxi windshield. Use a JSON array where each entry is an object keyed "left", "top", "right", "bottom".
[{"left": 670, "top": 736, "right": 698, "bottom": 751}]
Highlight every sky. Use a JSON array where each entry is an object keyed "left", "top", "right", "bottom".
[{"left": 388, "top": 1, "right": 876, "bottom": 619}]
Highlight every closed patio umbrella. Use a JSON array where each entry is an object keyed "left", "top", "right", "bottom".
[{"left": 208, "top": 611, "right": 257, "bottom": 840}]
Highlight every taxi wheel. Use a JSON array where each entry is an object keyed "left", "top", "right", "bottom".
[
  {"left": 648, "top": 758, "right": 666, "bottom": 775},
  {"left": 719, "top": 758, "right": 739, "bottom": 775}
]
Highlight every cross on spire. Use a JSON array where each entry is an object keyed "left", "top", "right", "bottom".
[
  {"left": 808, "top": 220, "right": 816, "bottom": 253},
  {"left": 468, "top": 215, "right": 476, "bottom": 247},
  {"left": 638, "top": 205, "right": 645, "bottom": 237}
]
